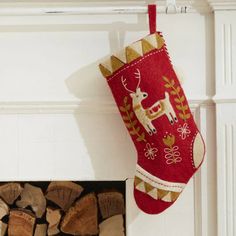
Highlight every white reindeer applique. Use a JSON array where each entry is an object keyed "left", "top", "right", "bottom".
[{"left": 121, "top": 69, "right": 178, "bottom": 135}]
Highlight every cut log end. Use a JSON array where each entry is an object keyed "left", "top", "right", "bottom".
[
  {"left": 45, "top": 181, "right": 83, "bottom": 211},
  {"left": 0, "top": 221, "right": 7, "bottom": 236},
  {"left": 98, "top": 192, "right": 125, "bottom": 219},
  {"left": 34, "top": 224, "right": 47, "bottom": 236},
  {"left": 16, "top": 183, "right": 46, "bottom": 218},
  {"left": 8, "top": 209, "right": 36, "bottom": 236},
  {"left": 0, "top": 198, "right": 9, "bottom": 220},
  {"left": 0, "top": 183, "right": 23, "bottom": 205},
  {"left": 46, "top": 208, "right": 61, "bottom": 236},
  {"left": 99, "top": 214, "right": 125, "bottom": 236},
  {"left": 61, "top": 193, "right": 98, "bottom": 235}
]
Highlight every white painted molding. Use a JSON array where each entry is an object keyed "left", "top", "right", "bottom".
[
  {"left": 0, "top": 0, "right": 211, "bottom": 16},
  {"left": 207, "top": 0, "right": 236, "bottom": 10},
  {"left": 216, "top": 107, "right": 236, "bottom": 236},
  {"left": 214, "top": 9, "right": 236, "bottom": 236},
  {"left": 0, "top": 97, "right": 215, "bottom": 114}
]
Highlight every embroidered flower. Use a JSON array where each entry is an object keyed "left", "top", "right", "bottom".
[
  {"left": 163, "top": 133, "right": 182, "bottom": 165},
  {"left": 144, "top": 143, "right": 158, "bottom": 160},
  {"left": 164, "top": 146, "right": 182, "bottom": 164},
  {"left": 162, "top": 134, "right": 175, "bottom": 147},
  {"left": 177, "top": 123, "right": 191, "bottom": 140}
]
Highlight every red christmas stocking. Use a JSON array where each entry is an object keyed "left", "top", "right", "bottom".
[{"left": 99, "top": 5, "right": 205, "bottom": 214}]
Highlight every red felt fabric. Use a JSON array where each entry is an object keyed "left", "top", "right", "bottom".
[
  {"left": 99, "top": 5, "right": 205, "bottom": 214},
  {"left": 107, "top": 43, "right": 203, "bottom": 183},
  {"left": 148, "top": 4, "right": 156, "bottom": 34}
]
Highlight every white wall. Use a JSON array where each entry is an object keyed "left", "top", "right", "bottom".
[{"left": 0, "top": 1, "right": 227, "bottom": 235}]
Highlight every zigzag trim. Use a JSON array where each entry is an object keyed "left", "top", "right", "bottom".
[
  {"left": 135, "top": 165, "right": 185, "bottom": 202},
  {"left": 99, "top": 32, "right": 165, "bottom": 78}
]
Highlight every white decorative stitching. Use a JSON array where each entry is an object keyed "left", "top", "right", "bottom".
[
  {"left": 136, "top": 164, "right": 185, "bottom": 192},
  {"left": 190, "top": 131, "right": 198, "bottom": 169},
  {"left": 107, "top": 48, "right": 164, "bottom": 82}
]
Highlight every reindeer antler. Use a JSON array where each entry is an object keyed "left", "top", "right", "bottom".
[
  {"left": 121, "top": 76, "right": 135, "bottom": 93},
  {"left": 134, "top": 69, "right": 141, "bottom": 89}
]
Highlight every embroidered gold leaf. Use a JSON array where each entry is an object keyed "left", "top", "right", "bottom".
[
  {"left": 184, "top": 113, "right": 191, "bottom": 119},
  {"left": 137, "top": 132, "right": 145, "bottom": 142},
  {"left": 178, "top": 113, "right": 185, "bottom": 120},
  {"left": 129, "top": 130, "right": 136, "bottom": 135},
  {"left": 125, "top": 122, "right": 131, "bottom": 128},
  {"left": 125, "top": 104, "right": 131, "bottom": 111},
  {"left": 122, "top": 115, "right": 129, "bottom": 121},
  {"left": 120, "top": 96, "right": 146, "bottom": 142},
  {"left": 136, "top": 127, "right": 140, "bottom": 132},
  {"left": 163, "top": 75, "right": 190, "bottom": 121},
  {"left": 176, "top": 104, "right": 188, "bottom": 111},
  {"left": 179, "top": 96, "right": 185, "bottom": 102},
  {"left": 176, "top": 105, "right": 182, "bottom": 110},
  {"left": 130, "top": 112, "right": 134, "bottom": 119},
  {"left": 179, "top": 112, "right": 189, "bottom": 121},
  {"left": 119, "top": 106, "right": 126, "bottom": 112},
  {"left": 179, "top": 113, "right": 191, "bottom": 120},
  {"left": 174, "top": 98, "right": 181, "bottom": 103},
  {"left": 162, "top": 76, "right": 169, "bottom": 83}
]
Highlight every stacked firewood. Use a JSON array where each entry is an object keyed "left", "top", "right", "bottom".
[{"left": 0, "top": 181, "right": 125, "bottom": 236}]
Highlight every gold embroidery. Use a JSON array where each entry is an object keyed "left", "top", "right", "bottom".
[
  {"left": 163, "top": 134, "right": 182, "bottom": 165},
  {"left": 119, "top": 97, "right": 146, "bottom": 142},
  {"left": 163, "top": 76, "right": 191, "bottom": 121}
]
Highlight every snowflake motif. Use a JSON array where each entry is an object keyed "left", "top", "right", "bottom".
[
  {"left": 164, "top": 146, "right": 182, "bottom": 164},
  {"left": 144, "top": 143, "right": 158, "bottom": 160},
  {"left": 177, "top": 123, "right": 191, "bottom": 140}
]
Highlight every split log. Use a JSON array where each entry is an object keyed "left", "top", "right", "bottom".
[
  {"left": 61, "top": 193, "right": 98, "bottom": 235},
  {"left": 0, "top": 199, "right": 9, "bottom": 219},
  {"left": 99, "top": 215, "right": 125, "bottom": 236},
  {"left": 0, "top": 221, "right": 7, "bottom": 236},
  {"left": 45, "top": 181, "right": 83, "bottom": 211},
  {"left": 98, "top": 192, "right": 125, "bottom": 219},
  {"left": 16, "top": 183, "right": 46, "bottom": 218},
  {"left": 8, "top": 209, "right": 36, "bottom": 236},
  {"left": 34, "top": 224, "right": 47, "bottom": 236},
  {"left": 46, "top": 208, "right": 61, "bottom": 235},
  {"left": 0, "top": 183, "right": 23, "bottom": 205}
]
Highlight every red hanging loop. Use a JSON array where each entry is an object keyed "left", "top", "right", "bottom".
[{"left": 148, "top": 4, "right": 157, "bottom": 34}]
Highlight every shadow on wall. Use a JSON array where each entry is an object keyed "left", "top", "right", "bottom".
[{"left": 65, "top": 21, "right": 148, "bottom": 222}]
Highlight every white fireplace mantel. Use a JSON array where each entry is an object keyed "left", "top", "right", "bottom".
[
  {"left": 207, "top": 0, "right": 236, "bottom": 10},
  {"left": 0, "top": 1, "right": 234, "bottom": 236}
]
